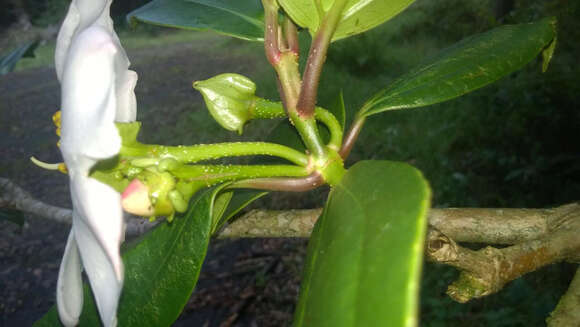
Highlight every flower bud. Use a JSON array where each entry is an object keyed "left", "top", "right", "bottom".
[
  {"left": 121, "top": 179, "right": 154, "bottom": 216},
  {"left": 193, "top": 73, "right": 257, "bottom": 134},
  {"left": 121, "top": 170, "right": 176, "bottom": 217}
]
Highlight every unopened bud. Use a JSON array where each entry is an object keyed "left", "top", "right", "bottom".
[
  {"left": 121, "top": 171, "right": 176, "bottom": 217},
  {"left": 121, "top": 179, "right": 154, "bottom": 216},
  {"left": 193, "top": 73, "right": 257, "bottom": 134}
]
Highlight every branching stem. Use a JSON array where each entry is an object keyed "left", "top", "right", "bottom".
[{"left": 296, "top": 0, "right": 348, "bottom": 118}]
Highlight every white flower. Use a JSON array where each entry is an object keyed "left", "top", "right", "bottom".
[{"left": 55, "top": 0, "right": 137, "bottom": 326}]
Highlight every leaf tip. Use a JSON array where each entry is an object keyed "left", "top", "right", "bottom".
[{"left": 541, "top": 17, "right": 558, "bottom": 73}]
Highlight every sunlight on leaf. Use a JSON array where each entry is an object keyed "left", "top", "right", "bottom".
[
  {"left": 359, "top": 17, "right": 557, "bottom": 117},
  {"left": 128, "top": 0, "right": 264, "bottom": 41},
  {"left": 294, "top": 160, "right": 431, "bottom": 327}
]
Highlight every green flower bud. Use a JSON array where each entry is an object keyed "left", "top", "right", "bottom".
[
  {"left": 193, "top": 73, "right": 257, "bottom": 134},
  {"left": 122, "top": 170, "right": 177, "bottom": 217},
  {"left": 144, "top": 170, "right": 176, "bottom": 216}
]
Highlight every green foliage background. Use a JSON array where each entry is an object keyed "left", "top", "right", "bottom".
[
  {"left": 5, "top": 0, "right": 579, "bottom": 325},
  {"left": 317, "top": 1, "right": 579, "bottom": 325}
]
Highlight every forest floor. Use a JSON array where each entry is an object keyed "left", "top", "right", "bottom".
[{"left": 0, "top": 30, "right": 311, "bottom": 327}]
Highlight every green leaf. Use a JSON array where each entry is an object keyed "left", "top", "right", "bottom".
[
  {"left": 328, "top": 90, "right": 346, "bottom": 131},
  {"left": 211, "top": 189, "right": 268, "bottom": 234},
  {"left": 127, "top": 0, "right": 264, "bottom": 41},
  {"left": 34, "top": 187, "right": 220, "bottom": 327},
  {"left": 116, "top": 122, "right": 142, "bottom": 146},
  {"left": 0, "top": 208, "right": 25, "bottom": 227},
  {"left": 0, "top": 41, "right": 39, "bottom": 75},
  {"left": 279, "top": 0, "right": 414, "bottom": 41},
  {"left": 294, "top": 160, "right": 431, "bottom": 327},
  {"left": 541, "top": 36, "right": 557, "bottom": 73},
  {"left": 359, "top": 17, "right": 557, "bottom": 118}
]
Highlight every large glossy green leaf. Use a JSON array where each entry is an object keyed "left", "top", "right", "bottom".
[
  {"left": 34, "top": 187, "right": 220, "bottom": 327},
  {"left": 279, "top": 0, "right": 414, "bottom": 41},
  {"left": 359, "top": 17, "right": 557, "bottom": 118},
  {"left": 127, "top": 0, "right": 264, "bottom": 41},
  {"left": 294, "top": 160, "right": 430, "bottom": 327}
]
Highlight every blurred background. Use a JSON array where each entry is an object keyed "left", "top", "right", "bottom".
[{"left": 1, "top": 0, "right": 579, "bottom": 326}]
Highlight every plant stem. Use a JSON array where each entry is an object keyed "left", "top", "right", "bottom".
[
  {"left": 229, "top": 172, "right": 324, "bottom": 192},
  {"left": 170, "top": 164, "right": 309, "bottom": 182},
  {"left": 251, "top": 98, "right": 343, "bottom": 150},
  {"left": 121, "top": 141, "right": 309, "bottom": 167},
  {"left": 172, "top": 164, "right": 311, "bottom": 200},
  {"left": 283, "top": 16, "right": 299, "bottom": 55},
  {"left": 261, "top": 0, "right": 280, "bottom": 66},
  {"left": 314, "top": 107, "right": 343, "bottom": 150},
  {"left": 296, "top": 0, "right": 348, "bottom": 118},
  {"left": 276, "top": 51, "right": 328, "bottom": 159},
  {"left": 261, "top": 1, "right": 328, "bottom": 160},
  {"left": 275, "top": 53, "right": 302, "bottom": 109},
  {"left": 339, "top": 116, "right": 366, "bottom": 159}
]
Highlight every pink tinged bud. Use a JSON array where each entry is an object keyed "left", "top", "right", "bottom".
[{"left": 122, "top": 179, "right": 154, "bottom": 216}]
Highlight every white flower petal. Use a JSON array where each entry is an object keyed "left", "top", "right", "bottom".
[
  {"left": 60, "top": 26, "right": 121, "bottom": 163},
  {"left": 74, "top": 218, "right": 122, "bottom": 327},
  {"left": 115, "top": 69, "right": 138, "bottom": 122},
  {"left": 71, "top": 175, "right": 124, "bottom": 327},
  {"left": 57, "top": 231, "right": 84, "bottom": 327},
  {"left": 55, "top": 1, "right": 138, "bottom": 325},
  {"left": 55, "top": 3, "right": 79, "bottom": 81},
  {"left": 55, "top": 0, "right": 113, "bottom": 81}
]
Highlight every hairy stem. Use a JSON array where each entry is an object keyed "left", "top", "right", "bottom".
[
  {"left": 260, "top": 1, "right": 328, "bottom": 160},
  {"left": 261, "top": 0, "right": 280, "bottom": 66},
  {"left": 314, "top": 108, "right": 343, "bottom": 150},
  {"left": 250, "top": 99, "right": 343, "bottom": 150},
  {"left": 121, "top": 141, "right": 309, "bottom": 167},
  {"left": 170, "top": 164, "right": 309, "bottom": 182},
  {"left": 283, "top": 16, "right": 299, "bottom": 55},
  {"left": 296, "top": 0, "right": 348, "bottom": 118}
]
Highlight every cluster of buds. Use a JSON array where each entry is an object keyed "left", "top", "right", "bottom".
[{"left": 121, "top": 166, "right": 189, "bottom": 221}]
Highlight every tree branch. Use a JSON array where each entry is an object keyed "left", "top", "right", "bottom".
[
  {"left": 0, "top": 177, "right": 157, "bottom": 237},
  {"left": 425, "top": 227, "right": 580, "bottom": 302},
  {"left": 219, "top": 205, "right": 578, "bottom": 243},
  {"left": 1, "top": 177, "right": 71, "bottom": 224},
  {"left": 428, "top": 207, "right": 549, "bottom": 244}
]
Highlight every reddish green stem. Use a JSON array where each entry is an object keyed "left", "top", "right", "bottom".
[
  {"left": 283, "top": 16, "right": 299, "bottom": 55},
  {"left": 296, "top": 0, "right": 348, "bottom": 118},
  {"left": 229, "top": 172, "right": 324, "bottom": 192},
  {"left": 262, "top": 0, "right": 281, "bottom": 65},
  {"left": 339, "top": 117, "right": 366, "bottom": 159}
]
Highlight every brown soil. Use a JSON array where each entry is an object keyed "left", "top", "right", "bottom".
[{"left": 1, "top": 35, "right": 309, "bottom": 327}]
